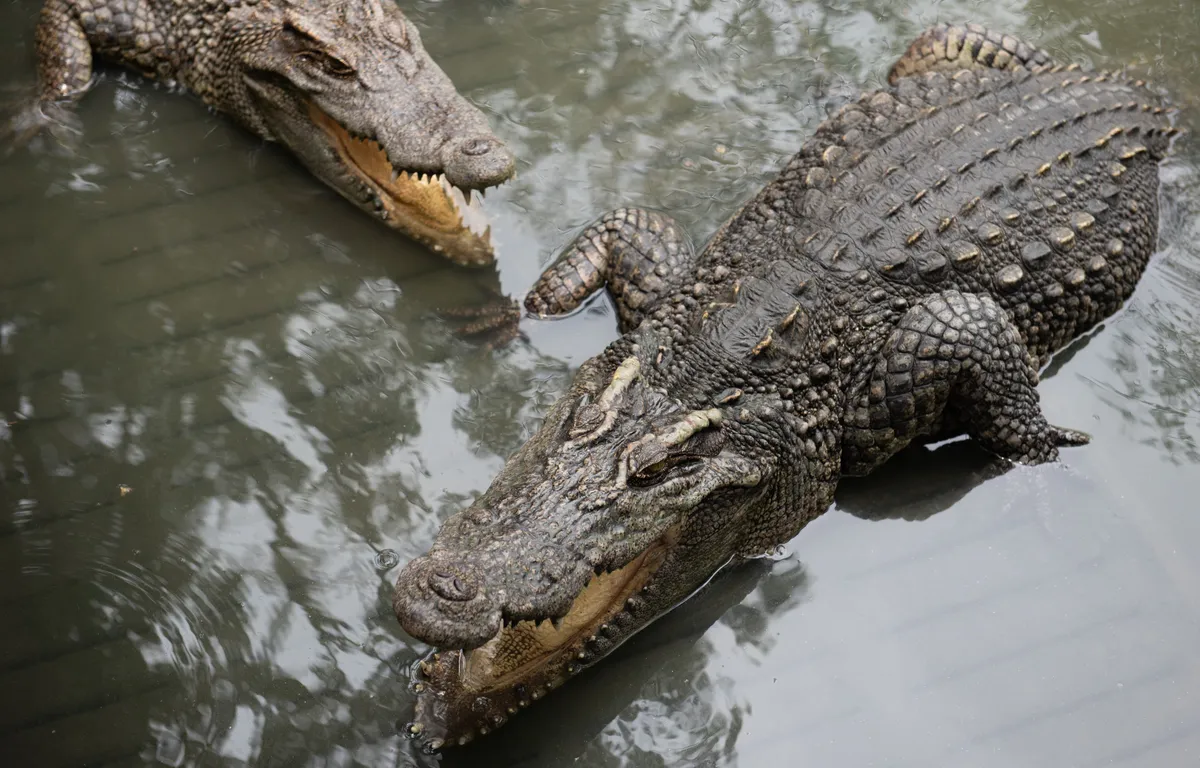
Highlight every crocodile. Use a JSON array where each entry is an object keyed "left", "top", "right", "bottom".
[
  {"left": 392, "top": 23, "right": 1182, "bottom": 750},
  {"left": 10, "top": 0, "right": 515, "bottom": 265}
]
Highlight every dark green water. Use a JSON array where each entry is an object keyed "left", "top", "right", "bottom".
[{"left": 2, "top": 1, "right": 1199, "bottom": 766}]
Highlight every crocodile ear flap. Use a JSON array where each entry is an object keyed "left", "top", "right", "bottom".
[
  {"left": 680, "top": 424, "right": 726, "bottom": 458},
  {"left": 279, "top": 18, "right": 356, "bottom": 78}
]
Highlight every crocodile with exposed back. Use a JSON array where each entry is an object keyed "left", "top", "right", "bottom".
[
  {"left": 10, "top": 0, "right": 515, "bottom": 265},
  {"left": 392, "top": 23, "right": 1183, "bottom": 750}
]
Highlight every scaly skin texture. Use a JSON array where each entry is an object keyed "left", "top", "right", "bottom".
[
  {"left": 12, "top": 0, "right": 515, "bottom": 265},
  {"left": 393, "top": 23, "right": 1183, "bottom": 750}
]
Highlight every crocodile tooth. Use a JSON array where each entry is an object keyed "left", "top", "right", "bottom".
[{"left": 444, "top": 178, "right": 489, "bottom": 238}]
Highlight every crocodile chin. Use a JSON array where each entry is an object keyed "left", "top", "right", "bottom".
[
  {"left": 307, "top": 103, "right": 495, "bottom": 267},
  {"left": 406, "top": 528, "right": 676, "bottom": 752}
]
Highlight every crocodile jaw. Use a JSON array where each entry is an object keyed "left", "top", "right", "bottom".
[
  {"left": 405, "top": 530, "right": 675, "bottom": 752},
  {"left": 308, "top": 102, "right": 497, "bottom": 266}
]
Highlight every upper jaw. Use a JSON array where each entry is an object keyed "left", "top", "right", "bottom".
[
  {"left": 392, "top": 538, "right": 614, "bottom": 651},
  {"left": 326, "top": 102, "right": 516, "bottom": 192}
]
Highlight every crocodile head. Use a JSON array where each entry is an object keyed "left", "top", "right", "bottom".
[
  {"left": 393, "top": 346, "right": 778, "bottom": 750},
  {"left": 228, "top": 0, "right": 515, "bottom": 265}
]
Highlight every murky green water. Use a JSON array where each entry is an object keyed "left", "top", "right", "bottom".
[{"left": 2, "top": 1, "right": 1199, "bottom": 766}]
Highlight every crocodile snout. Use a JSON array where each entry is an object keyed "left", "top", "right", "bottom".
[
  {"left": 428, "top": 568, "right": 477, "bottom": 602},
  {"left": 441, "top": 135, "right": 515, "bottom": 190},
  {"left": 393, "top": 555, "right": 501, "bottom": 649}
]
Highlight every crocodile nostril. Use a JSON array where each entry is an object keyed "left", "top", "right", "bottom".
[
  {"left": 459, "top": 138, "right": 493, "bottom": 157},
  {"left": 428, "top": 569, "right": 477, "bottom": 601}
]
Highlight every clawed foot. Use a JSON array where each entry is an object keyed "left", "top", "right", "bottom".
[
  {"left": 1050, "top": 425, "right": 1091, "bottom": 448},
  {"left": 3, "top": 99, "right": 83, "bottom": 153},
  {"left": 1002, "top": 423, "right": 1092, "bottom": 466},
  {"left": 439, "top": 291, "right": 525, "bottom": 351}
]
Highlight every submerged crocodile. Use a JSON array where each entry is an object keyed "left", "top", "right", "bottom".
[
  {"left": 393, "top": 23, "right": 1182, "bottom": 749},
  {"left": 11, "top": 0, "right": 514, "bottom": 265}
]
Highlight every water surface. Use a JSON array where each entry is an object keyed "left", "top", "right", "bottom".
[{"left": 2, "top": 0, "right": 1199, "bottom": 766}]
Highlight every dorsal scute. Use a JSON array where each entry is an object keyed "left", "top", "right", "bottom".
[{"left": 700, "top": 261, "right": 816, "bottom": 361}]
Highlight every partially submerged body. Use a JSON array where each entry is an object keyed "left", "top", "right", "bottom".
[
  {"left": 13, "top": 0, "right": 514, "bottom": 265},
  {"left": 393, "top": 23, "right": 1182, "bottom": 750}
]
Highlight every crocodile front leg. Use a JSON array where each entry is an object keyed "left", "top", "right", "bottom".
[
  {"left": 841, "top": 291, "right": 1089, "bottom": 477},
  {"left": 525, "top": 208, "right": 694, "bottom": 333},
  {"left": 449, "top": 208, "right": 693, "bottom": 347},
  {"left": 7, "top": 0, "right": 93, "bottom": 145}
]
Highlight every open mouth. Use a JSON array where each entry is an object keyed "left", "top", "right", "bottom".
[
  {"left": 407, "top": 528, "right": 678, "bottom": 751},
  {"left": 307, "top": 103, "right": 496, "bottom": 266}
]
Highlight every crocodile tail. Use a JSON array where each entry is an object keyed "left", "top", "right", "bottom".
[{"left": 887, "top": 22, "right": 1058, "bottom": 85}]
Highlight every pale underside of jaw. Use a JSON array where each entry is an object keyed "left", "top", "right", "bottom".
[
  {"left": 409, "top": 536, "right": 673, "bottom": 750},
  {"left": 382, "top": 168, "right": 492, "bottom": 241}
]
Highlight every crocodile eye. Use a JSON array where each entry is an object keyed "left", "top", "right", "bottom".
[
  {"left": 629, "top": 455, "right": 701, "bottom": 487},
  {"left": 628, "top": 440, "right": 702, "bottom": 488},
  {"left": 634, "top": 459, "right": 671, "bottom": 479},
  {"left": 298, "top": 50, "right": 355, "bottom": 78}
]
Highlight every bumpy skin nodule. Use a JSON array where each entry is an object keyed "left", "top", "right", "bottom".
[
  {"left": 394, "top": 22, "right": 1181, "bottom": 749},
  {"left": 14, "top": 0, "right": 516, "bottom": 265}
]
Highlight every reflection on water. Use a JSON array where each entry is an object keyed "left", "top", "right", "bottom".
[{"left": 2, "top": 0, "right": 1199, "bottom": 766}]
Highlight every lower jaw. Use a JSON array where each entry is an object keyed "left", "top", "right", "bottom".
[
  {"left": 379, "top": 211, "right": 495, "bottom": 267},
  {"left": 344, "top": 176, "right": 498, "bottom": 267}
]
